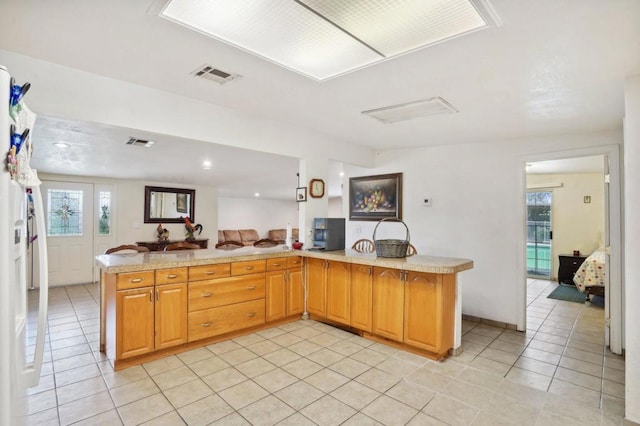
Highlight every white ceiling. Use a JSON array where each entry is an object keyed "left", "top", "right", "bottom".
[{"left": 1, "top": 0, "right": 639, "bottom": 198}]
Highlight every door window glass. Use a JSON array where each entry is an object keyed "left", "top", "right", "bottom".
[
  {"left": 47, "top": 189, "right": 83, "bottom": 236},
  {"left": 98, "top": 191, "right": 111, "bottom": 235}
]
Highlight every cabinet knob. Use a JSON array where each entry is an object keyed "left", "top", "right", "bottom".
[
  {"left": 246, "top": 286, "right": 256, "bottom": 290},
  {"left": 272, "top": 263, "right": 281, "bottom": 267},
  {"left": 202, "top": 292, "right": 213, "bottom": 298},
  {"left": 205, "top": 271, "right": 216, "bottom": 275},
  {"left": 166, "top": 274, "right": 178, "bottom": 279},
  {"left": 130, "top": 278, "right": 143, "bottom": 283},
  {"left": 246, "top": 312, "right": 256, "bottom": 318},
  {"left": 200, "top": 323, "right": 212, "bottom": 327},
  {"left": 245, "top": 266, "right": 254, "bottom": 270}
]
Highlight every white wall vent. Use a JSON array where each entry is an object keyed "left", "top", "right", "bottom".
[
  {"left": 362, "top": 97, "right": 458, "bottom": 124},
  {"left": 191, "top": 64, "right": 240, "bottom": 84},
  {"left": 126, "top": 137, "right": 155, "bottom": 148}
]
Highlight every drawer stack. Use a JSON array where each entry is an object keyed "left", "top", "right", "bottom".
[{"left": 187, "top": 260, "right": 266, "bottom": 342}]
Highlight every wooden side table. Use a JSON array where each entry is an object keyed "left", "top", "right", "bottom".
[{"left": 136, "top": 239, "right": 208, "bottom": 251}]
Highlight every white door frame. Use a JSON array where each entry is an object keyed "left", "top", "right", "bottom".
[{"left": 516, "top": 144, "right": 623, "bottom": 354}]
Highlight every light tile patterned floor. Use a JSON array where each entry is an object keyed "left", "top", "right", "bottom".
[{"left": 24, "top": 279, "right": 625, "bottom": 425}]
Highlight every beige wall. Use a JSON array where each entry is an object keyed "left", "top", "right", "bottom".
[
  {"left": 217, "top": 197, "right": 299, "bottom": 239},
  {"left": 527, "top": 173, "right": 605, "bottom": 279}
]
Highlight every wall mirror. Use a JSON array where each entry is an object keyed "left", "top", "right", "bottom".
[{"left": 144, "top": 186, "right": 195, "bottom": 223}]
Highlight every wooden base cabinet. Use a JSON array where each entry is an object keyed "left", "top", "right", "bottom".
[
  {"left": 372, "top": 268, "right": 404, "bottom": 341},
  {"left": 287, "top": 257, "right": 304, "bottom": 316},
  {"left": 372, "top": 267, "right": 456, "bottom": 358},
  {"left": 306, "top": 258, "right": 327, "bottom": 316},
  {"left": 112, "top": 267, "right": 189, "bottom": 360},
  {"left": 155, "top": 283, "right": 188, "bottom": 350},
  {"left": 266, "top": 256, "right": 304, "bottom": 322},
  {"left": 116, "top": 287, "right": 155, "bottom": 360},
  {"left": 306, "top": 258, "right": 351, "bottom": 325},
  {"left": 404, "top": 272, "right": 455, "bottom": 354},
  {"left": 326, "top": 261, "right": 351, "bottom": 325},
  {"left": 351, "top": 265, "right": 373, "bottom": 332}
]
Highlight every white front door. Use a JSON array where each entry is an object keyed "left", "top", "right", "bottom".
[{"left": 42, "top": 181, "right": 94, "bottom": 286}]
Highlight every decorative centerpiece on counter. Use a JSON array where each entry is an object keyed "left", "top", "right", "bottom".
[
  {"left": 156, "top": 223, "right": 169, "bottom": 241},
  {"left": 184, "top": 217, "right": 203, "bottom": 241}
]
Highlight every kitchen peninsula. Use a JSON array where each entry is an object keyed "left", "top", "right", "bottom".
[{"left": 96, "top": 247, "right": 473, "bottom": 370}]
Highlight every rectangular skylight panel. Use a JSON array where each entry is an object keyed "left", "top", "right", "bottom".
[
  {"left": 362, "top": 97, "right": 458, "bottom": 124},
  {"left": 161, "top": 0, "right": 381, "bottom": 80},
  {"left": 302, "top": 0, "right": 488, "bottom": 57}
]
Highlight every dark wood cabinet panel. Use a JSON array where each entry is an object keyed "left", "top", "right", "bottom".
[{"left": 558, "top": 254, "right": 587, "bottom": 286}]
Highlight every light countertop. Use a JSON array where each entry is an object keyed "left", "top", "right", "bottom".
[{"left": 96, "top": 246, "right": 473, "bottom": 275}]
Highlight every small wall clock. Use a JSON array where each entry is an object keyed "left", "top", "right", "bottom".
[{"left": 309, "top": 178, "right": 325, "bottom": 198}]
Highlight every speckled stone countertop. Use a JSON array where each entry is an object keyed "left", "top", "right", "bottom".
[{"left": 96, "top": 246, "right": 473, "bottom": 275}]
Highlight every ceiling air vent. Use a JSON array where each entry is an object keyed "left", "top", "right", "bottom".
[
  {"left": 191, "top": 64, "right": 240, "bottom": 84},
  {"left": 126, "top": 137, "right": 155, "bottom": 148},
  {"left": 362, "top": 97, "right": 458, "bottom": 124}
]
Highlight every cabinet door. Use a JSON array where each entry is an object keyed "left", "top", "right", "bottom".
[
  {"left": 266, "top": 270, "right": 287, "bottom": 322},
  {"left": 116, "top": 287, "right": 154, "bottom": 359},
  {"left": 351, "top": 265, "right": 373, "bottom": 332},
  {"left": 326, "top": 261, "right": 351, "bottom": 325},
  {"left": 287, "top": 267, "right": 304, "bottom": 316},
  {"left": 306, "top": 258, "right": 326, "bottom": 316},
  {"left": 155, "top": 283, "right": 188, "bottom": 350},
  {"left": 404, "top": 272, "right": 455, "bottom": 354},
  {"left": 372, "top": 267, "right": 404, "bottom": 342}
]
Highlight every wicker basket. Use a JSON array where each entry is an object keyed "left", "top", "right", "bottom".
[{"left": 373, "top": 218, "right": 410, "bottom": 258}]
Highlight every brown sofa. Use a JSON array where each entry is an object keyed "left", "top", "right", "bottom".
[
  {"left": 218, "top": 229, "right": 260, "bottom": 246},
  {"left": 268, "top": 228, "right": 299, "bottom": 244}
]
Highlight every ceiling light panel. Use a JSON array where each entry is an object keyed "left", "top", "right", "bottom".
[
  {"left": 161, "top": 0, "right": 498, "bottom": 81},
  {"left": 162, "top": 0, "right": 381, "bottom": 80},
  {"left": 302, "top": 0, "right": 488, "bottom": 57},
  {"left": 362, "top": 97, "right": 458, "bottom": 124}
]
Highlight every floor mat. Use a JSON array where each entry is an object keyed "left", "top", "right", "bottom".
[{"left": 547, "top": 284, "right": 587, "bottom": 304}]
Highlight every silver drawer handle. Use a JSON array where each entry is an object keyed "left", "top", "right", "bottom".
[
  {"left": 245, "top": 266, "right": 254, "bottom": 270},
  {"left": 272, "top": 263, "right": 281, "bottom": 267},
  {"left": 202, "top": 292, "right": 213, "bottom": 297},
  {"left": 166, "top": 274, "right": 178, "bottom": 279},
  {"left": 246, "top": 312, "right": 256, "bottom": 318},
  {"left": 200, "top": 323, "right": 212, "bottom": 327},
  {"left": 130, "top": 278, "right": 143, "bottom": 283},
  {"left": 205, "top": 271, "right": 216, "bottom": 275},
  {"left": 246, "top": 286, "right": 256, "bottom": 290}
]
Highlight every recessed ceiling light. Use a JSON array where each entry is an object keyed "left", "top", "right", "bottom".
[
  {"left": 53, "top": 142, "right": 70, "bottom": 148},
  {"left": 339, "top": 172, "right": 344, "bottom": 177},
  {"left": 160, "top": 0, "right": 501, "bottom": 81},
  {"left": 254, "top": 192, "right": 260, "bottom": 197},
  {"left": 202, "top": 160, "right": 212, "bottom": 170}
]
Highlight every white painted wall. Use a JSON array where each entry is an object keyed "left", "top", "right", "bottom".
[
  {"left": 343, "top": 131, "right": 622, "bottom": 325},
  {"left": 0, "top": 49, "right": 375, "bottom": 169},
  {"left": 217, "top": 197, "right": 299, "bottom": 238},
  {"left": 39, "top": 173, "right": 218, "bottom": 247},
  {"left": 328, "top": 197, "right": 343, "bottom": 218},
  {"left": 527, "top": 173, "right": 605, "bottom": 280},
  {"left": 115, "top": 180, "right": 217, "bottom": 245},
  {"left": 624, "top": 74, "right": 640, "bottom": 424}
]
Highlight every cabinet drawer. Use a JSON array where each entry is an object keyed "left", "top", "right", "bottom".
[
  {"left": 155, "top": 267, "right": 188, "bottom": 285},
  {"left": 287, "top": 256, "right": 303, "bottom": 268},
  {"left": 188, "top": 299, "right": 265, "bottom": 342},
  {"left": 189, "top": 264, "right": 231, "bottom": 281},
  {"left": 116, "top": 271, "right": 155, "bottom": 290},
  {"left": 266, "top": 257, "right": 287, "bottom": 271},
  {"left": 188, "top": 274, "right": 265, "bottom": 311},
  {"left": 231, "top": 260, "right": 266, "bottom": 276}
]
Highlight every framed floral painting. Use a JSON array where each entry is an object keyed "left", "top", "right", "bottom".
[{"left": 349, "top": 173, "right": 402, "bottom": 221}]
